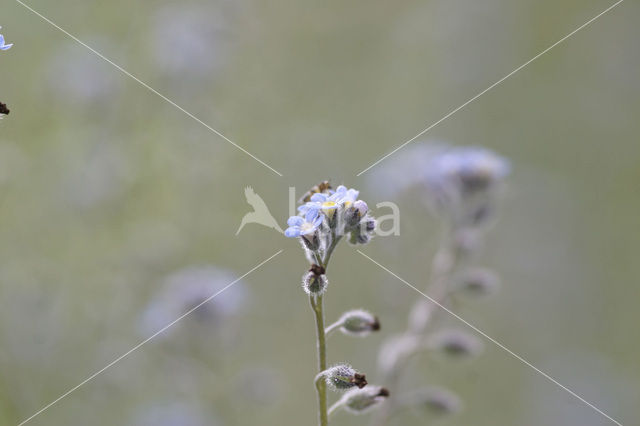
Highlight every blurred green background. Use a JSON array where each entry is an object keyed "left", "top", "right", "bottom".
[{"left": 1, "top": 0, "right": 638, "bottom": 424}]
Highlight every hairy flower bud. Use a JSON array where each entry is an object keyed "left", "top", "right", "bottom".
[
  {"left": 343, "top": 200, "right": 370, "bottom": 229},
  {"left": 458, "top": 268, "right": 500, "bottom": 298},
  {"left": 0, "top": 102, "right": 9, "bottom": 117},
  {"left": 300, "top": 233, "right": 321, "bottom": 251},
  {"left": 340, "top": 386, "right": 389, "bottom": 414},
  {"left": 409, "top": 386, "right": 462, "bottom": 415},
  {"left": 363, "top": 216, "right": 376, "bottom": 232},
  {"left": 339, "top": 309, "right": 380, "bottom": 337},
  {"left": 353, "top": 200, "right": 368, "bottom": 217},
  {"left": 348, "top": 215, "right": 376, "bottom": 245},
  {"left": 323, "top": 364, "right": 367, "bottom": 391},
  {"left": 349, "top": 227, "right": 371, "bottom": 245},
  {"left": 302, "top": 266, "right": 328, "bottom": 295},
  {"left": 426, "top": 329, "right": 483, "bottom": 357}
]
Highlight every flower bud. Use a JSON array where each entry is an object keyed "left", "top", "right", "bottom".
[
  {"left": 426, "top": 329, "right": 483, "bottom": 357},
  {"left": 340, "top": 386, "right": 389, "bottom": 414},
  {"left": 302, "top": 265, "right": 328, "bottom": 295},
  {"left": 348, "top": 228, "right": 371, "bottom": 245},
  {"left": 410, "top": 386, "right": 462, "bottom": 415},
  {"left": 339, "top": 309, "right": 380, "bottom": 337},
  {"left": 353, "top": 200, "right": 368, "bottom": 217},
  {"left": 363, "top": 216, "right": 376, "bottom": 232},
  {"left": 300, "top": 233, "right": 320, "bottom": 251},
  {"left": 0, "top": 102, "right": 9, "bottom": 118},
  {"left": 324, "top": 364, "right": 367, "bottom": 391},
  {"left": 452, "top": 229, "right": 481, "bottom": 257},
  {"left": 458, "top": 268, "right": 500, "bottom": 298}
]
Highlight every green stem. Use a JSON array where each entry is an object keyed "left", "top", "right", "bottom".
[
  {"left": 310, "top": 229, "right": 342, "bottom": 426},
  {"left": 324, "top": 320, "right": 342, "bottom": 336},
  {"left": 311, "top": 294, "right": 328, "bottom": 426}
]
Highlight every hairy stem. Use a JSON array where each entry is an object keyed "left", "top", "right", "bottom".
[
  {"left": 324, "top": 320, "right": 342, "bottom": 336},
  {"left": 310, "top": 229, "right": 342, "bottom": 426},
  {"left": 311, "top": 294, "right": 328, "bottom": 426}
]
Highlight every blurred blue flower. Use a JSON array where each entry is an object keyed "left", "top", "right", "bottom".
[
  {"left": 46, "top": 40, "right": 120, "bottom": 104},
  {"left": 423, "top": 146, "right": 510, "bottom": 227},
  {"left": 285, "top": 208, "right": 322, "bottom": 237},
  {"left": 151, "top": 4, "right": 234, "bottom": 79},
  {"left": 138, "top": 266, "right": 248, "bottom": 338},
  {"left": 0, "top": 27, "right": 13, "bottom": 50}
]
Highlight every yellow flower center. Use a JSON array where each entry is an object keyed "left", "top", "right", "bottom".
[{"left": 321, "top": 201, "right": 337, "bottom": 218}]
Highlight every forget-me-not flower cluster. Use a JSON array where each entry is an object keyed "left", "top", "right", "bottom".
[
  {"left": 284, "top": 208, "right": 323, "bottom": 238},
  {"left": 286, "top": 185, "right": 374, "bottom": 247}
]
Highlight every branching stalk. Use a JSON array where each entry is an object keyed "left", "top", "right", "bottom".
[{"left": 324, "top": 320, "right": 342, "bottom": 336}]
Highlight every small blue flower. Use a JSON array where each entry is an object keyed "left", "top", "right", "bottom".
[
  {"left": 0, "top": 27, "right": 13, "bottom": 51},
  {"left": 313, "top": 185, "right": 360, "bottom": 207},
  {"left": 335, "top": 186, "right": 360, "bottom": 207},
  {"left": 285, "top": 207, "right": 323, "bottom": 238},
  {"left": 297, "top": 192, "right": 340, "bottom": 216}
]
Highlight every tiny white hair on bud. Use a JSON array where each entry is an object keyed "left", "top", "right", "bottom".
[
  {"left": 426, "top": 328, "right": 484, "bottom": 358},
  {"left": 323, "top": 363, "right": 367, "bottom": 391},
  {"left": 302, "top": 271, "right": 328, "bottom": 295},
  {"left": 338, "top": 309, "right": 380, "bottom": 337},
  {"left": 339, "top": 386, "right": 390, "bottom": 414}
]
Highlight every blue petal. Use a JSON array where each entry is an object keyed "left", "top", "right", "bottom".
[
  {"left": 284, "top": 227, "right": 301, "bottom": 237},
  {"left": 298, "top": 202, "right": 320, "bottom": 213},
  {"left": 335, "top": 185, "right": 347, "bottom": 194},
  {"left": 287, "top": 216, "right": 304, "bottom": 227},
  {"left": 312, "top": 216, "right": 323, "bottom": 228},
  {"left": 345, "top": 189, "right": 359, "bottom": 201},
  {"left": 305, "top": 207, "right": 320, "bottom": 222},
  {"left": 0, "top": 35, "right": 4, "bottom": 44},
  {"left": 0, "top": 44, "right": 11, "bottom": 50},
  {"left": 310, "top": 193, "right": 326, "bottom": 202}
]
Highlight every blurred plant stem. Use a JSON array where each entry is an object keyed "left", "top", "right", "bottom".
[{"left": 371, "top": 226, "right": 463, "bottom": 426}]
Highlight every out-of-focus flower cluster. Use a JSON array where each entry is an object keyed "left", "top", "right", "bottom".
[
  {"left": 138, "top": 266, "right": 249, "bottom": 339},
  {"left": 424, "top": 146, "right": 510, "bottom": 230},
  {"left": 370, "top": 145, "right": 510, "bottom": 423},
  {"left": 286, "top": 184, "right": 377, "bottom": 296}
]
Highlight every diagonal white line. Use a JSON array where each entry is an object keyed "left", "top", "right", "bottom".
[
  {"left": 15, "top": 0, "right": 284, "bottom": 177},
  {"left": 356, "top": 0, "right": 624, "bottom": 176},
  {"left": 357, "top": 250, "right": 624, "bottom": 426},
  {"left": 17, "top": 249, "right": 284, "bottom": 426}
]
